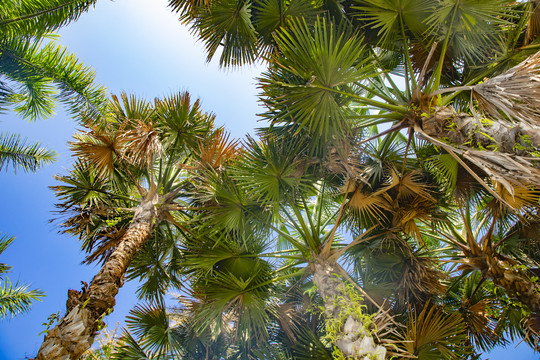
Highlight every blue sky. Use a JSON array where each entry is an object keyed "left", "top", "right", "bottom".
[{"left": 0, "top": 1, "right": 538, "bottom": 359}]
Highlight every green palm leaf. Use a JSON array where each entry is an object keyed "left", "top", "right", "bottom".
[
  {"left": 260, "top": 17, "right": 372, "bottom": 141},
  {"left": 0, "top": 234, "right": 44, "bottom": 319},
  {"left": 194, "top": 0, "right": 259, "bottom": 66},
  {"left": 0, "top": 36, "right": 107, "bottom": 121},
  {"left": 0, "top": 133, "right": 56, "bottom": 173},
  {"left": 0, "top": 0, "right": 97, "bottom": 37},
  {"left": 0, "top": 278, "right": 44, "bottom": 319}
]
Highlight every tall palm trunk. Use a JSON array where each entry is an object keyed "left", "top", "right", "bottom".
[
  {"left": 34, "top": 195, "right": 157, "bottom": 360},
  {"left": 421, "top": 107, "right": 540, "bottom": 153},
  {"left": 311, "top": 259, "right": 386, "bottom": 360},
  {"left": 420, "top": 107, "right": 540, "bottom": 187}
]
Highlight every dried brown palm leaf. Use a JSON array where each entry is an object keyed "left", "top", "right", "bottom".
[
  {"left": 348, "top": 184, "right": 391, "bottom": 220},
  {"left": 400, "top": 303, "right": 469, "bottom": 359},
  {"left": 409, "top": 41, "right": 459, "bottom": 88},
  {"left": 324, "top": 138, "right": 367, "bottom": 182},
  {"left": 395, "top": 253, "right": 446, "bottom": 306},
  {"left": 526, "top": 0, "right": 540, "bottom": 45},
  {"left": 392, "top": 196, "right": 438, "bottom": 245},
  {"left": 461, "top": 149, "right": 540, "bottom": 189},
  {"left": 82, "top": 226, "right": 127, "bottom": 265},
  {"left": 274, "top": 302, "right": 301, "bottom": 343},
  {"left": 71, "top": 129, "right": 124, "bottom": 177},
  {"left": 395, "top": 170, "right": 436, "bottom": 203},
  {"left": 484, "top": 181, "right": 540, "bottom": 217},
  {"left": 415, "top": 123, "right": 539, "bottom": 204},
  {"left": 121, "top": 119, "right": 163, "bottom": 168},
  {"left": 472, "top": 51, "right": 540, "bottom": 127},
  {"left": 193, "top": 129, "right": 241, "bottom": 171}
]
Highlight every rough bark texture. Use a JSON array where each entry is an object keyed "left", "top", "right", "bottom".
[
  {"left": 421, "top": 107, "right": 540, "bottom": 154},
  {"left": 488, "top": 257, "right": 540, "bottom": 314},
  {"left": 420, "top": 107, "right": 540, "bottom": 188},
  {"left": 312, "top": 260, "right": 386, "bottom": 360},
  {"left": 464, "top": 254, "right": 540, "bottom": 332},
  {"left": 34, "top": 198, "right": 157, "bottom": 360}
]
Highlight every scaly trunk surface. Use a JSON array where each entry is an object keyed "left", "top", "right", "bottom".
[
  {"left": 420, "top": 106, "right": 540, "bottom": 187},
  {"left": 464, "top": 253, "right": 540, "bottom": 332},
  {"left": 312, "top": 260, "right": 386, "bottom": 360},
  {"left": 34, "top": 198, "right": 157, "bottom": 360},
  {"left": 488, "top": 257, "right": 540, "bottom": 316}
]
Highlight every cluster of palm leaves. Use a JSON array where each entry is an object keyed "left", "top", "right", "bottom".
[
  {"left": 0, "top": 0, "right": 106, "bottom": 172},
  {"left": 15, "top": 0, "right": 540, "bottom": 359}
]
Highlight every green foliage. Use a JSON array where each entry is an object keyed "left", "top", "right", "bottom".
[
  {"left": 0, "top": 133, "right": 56, "bottom": 173},
  {"left": 0, "top": 0, "right": 97, "bottom": 37},
  {"left": 260, "top": 17, "right": 372, "bottom": 143},
  {"left": 0, "top": 234, "right": 44, "bottom": 320},
  {"left": 36, "top": 1, "right": 540, "bottom": 358},
  {"left": 0, "top": 0, "right": 106, "bottom": 121}
]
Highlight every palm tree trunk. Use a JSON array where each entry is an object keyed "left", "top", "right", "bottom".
[
  {"left": 464, "top": 254, "right": 540, "bottom": 332},
  {"left": 420, "top": 107, "right": 540, "bottom": 188},
  {"left": 311, "top": 259, "right": 386, "bottom": 360},
  {"left": 421, "top": 107, "right": 540, "bottom": 154},
  {"left": 488, "top": 257, "right": 540, "bottom": 315},
  {"left": 34, "top": 197, "right": 157, "bottom": 360}
]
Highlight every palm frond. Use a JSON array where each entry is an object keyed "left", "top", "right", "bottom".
[
  {"left": 0, "top": 132, "right": 56, "bottom": 173},
  {"left": 400, "top": 303, "right": 470, "bottom": 359},
  {"left": 473, "top": 51, "right": 540, "bottom": 127},
  {"left": 0, "top": 36, "right": 107, "bottom": 121},
  {"left": 259, "top": 16, "right": 373, "bottom": 143},
  {"left": 0, "top": 277, "right": 44, "bottom": 319},
  {"left": 191, "top": 0, "right": 260, "bottom": 67},
  {"left": 0, "top": 0, "right": 97, "bottom": 37}
]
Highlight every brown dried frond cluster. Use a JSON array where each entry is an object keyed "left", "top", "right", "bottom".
[
  {"left": 473, "top": 52, "right": 540, "bottom": 127},
  {"left": 71, "top": 129, "right": 123, "bottom": 177},
  {"left": 417, "top": 107, "right": 540, "bottom": 195},
  {"left": 346, "top": 168, "right": 438, "bottom": 243},
  {"left": 196, "top": 129, "right": 241, "bottom": 170},
  {"left": 395, "top": 252, "right": 446, "bottom": 306},
  {"left": 121, "top": 119, "right": 163, "bottom": 167}
]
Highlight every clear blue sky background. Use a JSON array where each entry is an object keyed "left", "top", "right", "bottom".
[{"left": 0, "top": 1, "right": 537, "bottom": 359}]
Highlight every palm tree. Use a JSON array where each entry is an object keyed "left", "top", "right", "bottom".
[
  {"left": 170, "top": 0, "right": 540, "bottom": 189},
  {"left": 34, "top": 92, "right": 216, "bottom": 360},
  {"left": 162, "top": 126, "right": 491, "bottom": 358}
]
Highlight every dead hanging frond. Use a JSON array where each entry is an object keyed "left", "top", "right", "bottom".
[
  {"left": 460, "top": 149, "right": 540, "bottom": 190},
  {"left": 121, "top": 119, "right": 163, "bottom": 168},
  {"left": 82, "top": 225, "right": 128, "bottom": 265},
  {"left": 415, "top": 123, "right": 540, "bottom": 201},
  {"left": 525, "top": 0, "right": 540, "bottom": 45},
  {"left": 395, "top": 251, "right": 446, "bottom": 306},
  {"left": 324, "top": 136, "right": 368, "bottom": 182},
  {"left": 472, "top": 51, "right": 540, "bottom": 127}
]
